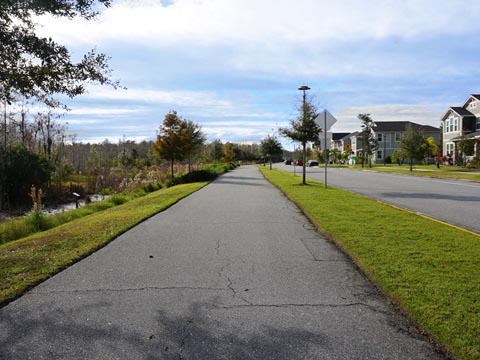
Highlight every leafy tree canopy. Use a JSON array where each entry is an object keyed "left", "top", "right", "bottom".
[
  {"left": 400, "top": 124, "right": 428, "bottom": 170},
  {"left": 280, "top": 101, "right": 321, "bottom": 146},
  {"left": 358, "top": 113, "right": 377, "bottom": 167},
  {"left": 280, "top": 96, "right": 321, "bottom": 184},
  {"left": 210, "top": 139, "right": 224, "bottom": 163},
  {"left": 260, "top": 135, "right": 283, "bottom": 157},
  {"left": 0, "top": 0, "right": 119, "bottom": 105},
  {"left": 260, "top": 135, "right": 283, "bottom": 169}
]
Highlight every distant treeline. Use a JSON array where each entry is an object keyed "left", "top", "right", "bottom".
[{"left": 0, "top": 108, "right": 264, "bottom": 210}]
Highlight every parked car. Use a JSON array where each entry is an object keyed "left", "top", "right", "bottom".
[
  {"left": 284, "top": 159, "right": 292, "bottom": 165},
  {"left": 307, "top": 160, "right": 319, "bottom": 167},
  {"left": 294, "top": 160, "right": 303, "bottom": 166}
]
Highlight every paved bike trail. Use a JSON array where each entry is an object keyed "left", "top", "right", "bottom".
[{"left": 0, "top": 166, "right": 444, "bottom": 359}]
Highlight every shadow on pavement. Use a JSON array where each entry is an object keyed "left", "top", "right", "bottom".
[
  {"left": 0, "top": 301, "right": 330, "bottom": 359},
  {"left": 381, "top": 192, "right": 480, "bottom": 202}
]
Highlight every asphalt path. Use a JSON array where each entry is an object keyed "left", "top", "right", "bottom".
[
  {"left": 276, "top": 163, "right": 480, "bottom": 234},
  {"left": 0, "top": 166, "right": 444, "bottom": 359}
]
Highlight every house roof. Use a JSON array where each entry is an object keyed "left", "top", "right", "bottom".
[
  {"left": 462, "top": 94, "right": 480, "bottom": 108},
  {"left": 339, "top": 132, "right": 354, "bottom": 140},
  {"left": 373, "top": 121, "right": 439, "bottom": 132},
  {"left": 441, "top": 107, "right": 475, "bottom": 121},
  {"left": 332, "top": 132, "right": 350, "bottom": 141}
]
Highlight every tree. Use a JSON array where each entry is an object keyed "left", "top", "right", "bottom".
[
  {"left": 181, "top": 120, "right": 205, "bottom": 172},
  {"left": 153, "top": 111, "right": 187, "bottom": 179},
  {"left": 1, "top": 146, "right": 51, "bottom": 209},
  {"left": 424, "top": 137, "right": 439, "bottom": 157},
  {"left": 223, "top": 143, "right": 235, "bottom": 162},
  {"left": 0, "top": 0, "right": 119, "bottom": 105},
  {"left": 260, "top": 135, "right": 283, "bottom": 170},
  {"left": 400, "top": 124, "right": 428, "bottom": 171},
  {"left": 358, "top": 114, "right": 377, "bottom": 168},
  {"left": 457, "top": 136, "right": 476, "bottom": 166},
  {"left": 210, "top": 140, "right": 224, "bottom": 163},
  {"left": 280, "top": 97, "right": 321, "bottom": 184}
]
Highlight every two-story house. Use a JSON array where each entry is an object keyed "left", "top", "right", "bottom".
[
  {"left": 348, "top": 121, "right": 440, "bottom": 164},
  {"left": 330, "top": 132, "right": 351, "bottom": 153},
  {"left": 441, "top": 94, "right": 480, "bottom": 162}
]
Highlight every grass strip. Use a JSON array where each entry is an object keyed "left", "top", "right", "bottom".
[
  {"left": 260, "top": 167, "right": 479, "bottom": 360},
  {"left": 0, "top": 182, "right": 207, "bottom": 307},
  {"left": 344, "top": 165, "right": 480, "bottom": 182},
  {"left": 0, "top": 162, "right": 239, "bottom": 246}
]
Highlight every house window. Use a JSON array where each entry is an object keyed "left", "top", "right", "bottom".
[
  {"left": 471, "top": 101, "right": 477, "bottom": 109},
  {"left": 395, "top": 133, "right": 402, "bottom": 142},
  {"left": 453, "top": 118, "right": 458, "bottom": 131},
  {"left": 377, "top": 150, "right": 383, "bottom": 160},
  {"left": 445, "top": 119, "right": 449, "bottom": 133},
  {"left": 377, "top": 133, "right": 383, "bottom": 142},
  {"left": 476, "top": 117, "right": 480, "bottom": 130},
  {"left": 446, "top": 143, "right": 455, "bottom": 155}
]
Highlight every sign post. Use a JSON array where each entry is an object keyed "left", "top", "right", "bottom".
[{"left": 315, "top": 110, "right": 337, "bottom": 188}]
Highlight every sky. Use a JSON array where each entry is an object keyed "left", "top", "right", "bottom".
[{"left": 30, "top": 0, "right": 480, "bottom": 149}]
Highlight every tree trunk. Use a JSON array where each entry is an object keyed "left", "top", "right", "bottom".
[
  {"left": 409, "top": 159, "right": 413, "bottom": 171},
  {"left": 171, "top": 159, "right": 174, "bottom": 180},
  {"left": 269, "top": 156, "right": 272, "bottom": 170}
]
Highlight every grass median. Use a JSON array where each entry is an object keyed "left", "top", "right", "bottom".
[
  {"left": 260, "top": 167, "right": 479, "bottom": 360},
  {"left": 0, "top": 182, "right": 207, "bottom": 307},
  {"left": 347, "top": 164, "right": 480, "bottom": 182}
]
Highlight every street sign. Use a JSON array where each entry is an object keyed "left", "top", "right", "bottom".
[
  {"left": 314, "top": 110, "right": 337, "bottom": 130},
  {"left": 315, "top": 109, "right": 337, "bottom": 189}
]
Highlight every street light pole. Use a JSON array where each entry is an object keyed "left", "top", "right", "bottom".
[{"left": 298, "top": 85, "right": 310, "bottom": 185}]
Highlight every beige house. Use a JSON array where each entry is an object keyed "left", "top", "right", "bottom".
[{"left": 441, "top": 94, "right": 480, "bottom": 162}]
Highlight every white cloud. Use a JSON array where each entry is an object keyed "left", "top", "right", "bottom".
[
  {"left": 36, "top": 0, "right": 480, "bottom": 47},
  {"left": 85, "top": 86, "right": 231, "bottom": 108},
  {"left": 68, "top": 107, "right": 146, "bottom": 115},
  {"left": 332, "top": 104, "right": 444, "bottom": 132}
]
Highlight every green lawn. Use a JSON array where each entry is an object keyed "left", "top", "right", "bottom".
[
  {"left": 0, "top": 182, "right": 207, "bottom": 307},
  {"left": 260, "top": 167, "right": 479, "bottom": 360},
  {"left": 344, "top": 164, "right": 480, "bottom": 182}
]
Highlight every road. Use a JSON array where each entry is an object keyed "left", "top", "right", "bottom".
[
  {"left": 276, "top": 163, "right": 480, "bottom": 234},
  {"left": 0, "top": 166, "right": 444, "bottom": 359}
]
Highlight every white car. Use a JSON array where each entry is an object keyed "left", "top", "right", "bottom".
[{"left": 307, "top": 160, "right": 319, "bottom": 167}]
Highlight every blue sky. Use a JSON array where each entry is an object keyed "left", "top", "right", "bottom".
[{"left": 34, "top": 0, "right": 480, "bottom": 149}]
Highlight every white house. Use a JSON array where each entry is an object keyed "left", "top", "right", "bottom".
[{"left": 441, "top": 94, "right": 480, "bottom": 162}]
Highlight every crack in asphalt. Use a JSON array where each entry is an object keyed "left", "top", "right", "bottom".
[
  {"left": 218, "top": 264, "right": 252, "bottom": 306},
  {"left": 213, "top": 301, "right": 385, "bottom": 312},
  {"left": 33, "top": 286, "right": 227, "bottom": 295}
]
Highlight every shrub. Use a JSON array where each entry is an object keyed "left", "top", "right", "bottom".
[{"left": 109, "top": 195, "right": 128, "bottom": 206}]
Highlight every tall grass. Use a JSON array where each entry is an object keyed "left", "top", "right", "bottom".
[{"left": 0, "top": 185, "right": 159, "bottom": 246}]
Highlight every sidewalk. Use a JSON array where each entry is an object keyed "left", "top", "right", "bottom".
[{"left": 0, "top": 166, "right": 444, "bottom": 359}]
